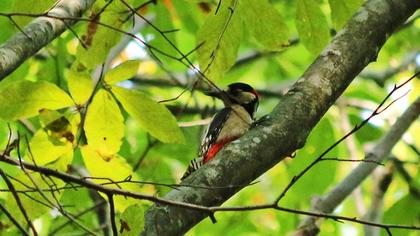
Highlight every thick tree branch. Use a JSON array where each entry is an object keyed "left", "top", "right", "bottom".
[
  {"left": 0, "top": 0, "right": 95, "bottom": 80},
  {"left": 293, "top": 97, "right": 420, "bottom": 235},
  {"left": 0, "top": 153, "right": 418, "bottom": 233},
  {"left": 142, "top": 0, "right": 420, "bottom": 235}
]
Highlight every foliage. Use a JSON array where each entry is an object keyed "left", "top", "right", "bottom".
[{"left": 0, "top": 0, "right": 418, "bottom": 235}]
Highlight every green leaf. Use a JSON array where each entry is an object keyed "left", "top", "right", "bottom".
[
  {"left": 0, "top": 120, "right": 10, "bottom": 148},
  {"left": 67, "top": 68, "right": 94, "bottom": 104},
  {"left": 239, "top": 0, "right": 290, "bottom": 51},
  {"left": 81, "top": 146, "right": 142, "bottom": 211},
  {"left": 285, "top": 116, "right": 338, "bottom": 205},
  {"left": 76, "top": 1, "right": 132, "bottom": 69},
  {"left": 329, "top": 0, "right": 363, "bottom": 30},
  {"left": 295, "top": 0, "right": 330, "bottom": 55},
  {"left": 0, "top": 80, "right": 74, "bottom": 120},
  {"left": 172, "top": 0, "right": 201, "bottom": 33},
  {"left": 12, "top": 0, "right": 56, "bottom": 27},
  {"left": 197, "top": 0, "right": 243, "bottom": 80},
  {"left": 381, "top": 195, "right": 420, "bottom": 236},
  {"left": 120, "top": 204, "right": 144, "bottom": 236},
  {"left": 85, "top": 89, "right": 125, "bottom": 156},
  {"left": 344, "top": 80, "right": 387, "bottom": 103},
  {"left": 0, "top": 61, "right": 30, "bottom": 92},
  {"left": 4, "top": 172, "right": 66, "bottom": 225},
  {"left": 111, "top": 86, "right": 185, "bottom": 144},
  {"left": 0, "top": 1, "right": 15, "bottom": 44},
  {"left": 105, "top": 60, "right": 140, "bottom": 84},
  {"left": 144, "top": 2, "right": 178, "bottom": 64},
  {"left": 50, "top": 187, "right": 96, "bottom": 235},
  {"left": 347, "top": 110, "right": 384, "bottom": 143}
]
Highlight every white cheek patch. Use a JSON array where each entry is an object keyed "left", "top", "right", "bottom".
[{"left": 238, "top": 92, "right": 256, "bottom": 103}]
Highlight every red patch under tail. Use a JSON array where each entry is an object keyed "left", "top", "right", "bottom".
[{"left": 203, "top": 137, "right": 238, "bottom": 163}]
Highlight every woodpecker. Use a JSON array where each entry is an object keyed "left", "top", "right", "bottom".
[{"left": 181, "top": 82, "right": 259, "bottom": 180}]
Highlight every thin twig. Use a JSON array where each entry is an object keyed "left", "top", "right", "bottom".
[
  {"left": 0, "top": 169, "right": 38, "bottom": 236},
  {"left": 107, "top": 194, "right": 118, "bottom": 236},
  {"left": 48, "top": 201, "right": 106, "bottom": 235},
  {"left": 0, "top": 202, "right": 30, "bottom": 236},
  {"left": 8, "top": 15, "right": 31, "bottom": 39},
  {"left": 18, "top": 137, "right": 99, "bottom": 236},
  {"left": 274, "top": 72, "right": 418, "bottom": 204},
  {"left": 321, "top": 157, "right": 384, "bottom": 165},
  {"left": 0, "top": 154, "right": 419, "bottom": 232}
]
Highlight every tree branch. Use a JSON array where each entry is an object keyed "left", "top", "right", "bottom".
[
  {"left": 0, "top": 0, "right": 95, "bottom": 80},
  {"left": 0, "top": 153, "right": 418, "bottom": 234},
  {"left": 0, "top": 168, "right": 37, "bottom": 235},
  {"left": 141, "top": 0, "right": 420, "bottom": 235},
  {"left": 363, "top": 167, "right": 393, "bottom": 236},
  {"left": 294, "top": 97, "right": 420, "bottom": 235},
  {"left": 359, "top": 51, "right": 419, "bottom": 87}
]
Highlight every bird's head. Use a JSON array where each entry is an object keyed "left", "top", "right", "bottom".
[{"left": 206, "top": 82, "right": 259, "bottom": 117}]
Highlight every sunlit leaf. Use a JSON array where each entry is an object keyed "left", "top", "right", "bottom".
[
  {"left": 0, "top": 80, "right": 74, "bottom": 120},
  {"left": 76, "top": 0, "right": 134, "bottom": 69},
  {"left": 105, "top": 60, "right": 140, "bottom": 84},
  {"left": 3, "top": 127, "right": 72, "bottom": 224},
  {"left": 295, "top": 0, "right": 330, "bottom": 55},
  {"left": 81, "top": 146, "right": 142, "bottom": 211},
  {"left": 120, "top": 204, "right": 144, "bottom": 236},
  {"left": 39, "top": 109, "right": 75, "bottom": 144},
  {"left": 26, "top": 130, "right": 73, "bottom": 168},
  {"left": 197, "top": 0, "right": 243, "bottom": 80},
  {"left": 111, "top": 86, "right": 185, "bottom": 144},
  {"left": 329, "top": 0, "right": 363, "bottom": 30},
  {"left": 85, "top": 89, "right": 125, "bottom": 157},
  {"left": 67, "top": 68, "right": 94, "bottom": 105},
  {"left": 239, "top": 0, "right": 290, "bottom": 51}
]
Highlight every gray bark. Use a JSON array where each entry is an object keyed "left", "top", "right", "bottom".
[
  {"left": 0, "top": 0, "right": 95, "bottom": 80},
  {"left": 142, "top": 0, "right": 420, "bottom": 235}
]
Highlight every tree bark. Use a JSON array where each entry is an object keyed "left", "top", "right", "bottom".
[
  {"left": 0, "top": 0, "right": 95, "bottom": 80},
  {"left": 141, "top": 0, "right": 420, "bottom": 235}
]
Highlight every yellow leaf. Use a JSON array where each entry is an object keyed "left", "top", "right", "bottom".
[
  {"left": 84, "top": 89, "right": 125, "bottom": 156},
  {"left": 27, "top": 130, "right": 73, "bottom": 168},
  {"left": 0, "top": 80, "right": 74, "bottom": 120},
  {"left": 67, "top": 69, "right": 94, "bottom": 105},
  {"left": 81, "top": 146, "right": 142, "bottom": 211}
]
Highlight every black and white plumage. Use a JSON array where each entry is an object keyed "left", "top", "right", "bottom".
[{"left": 181, "top": 83, "right": 259, "bottom": 180}]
